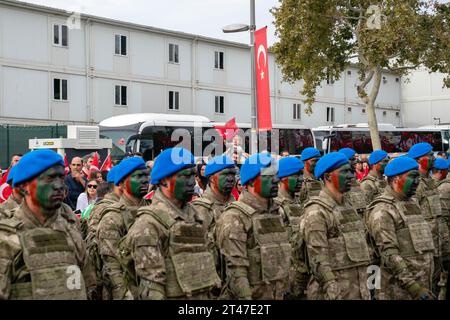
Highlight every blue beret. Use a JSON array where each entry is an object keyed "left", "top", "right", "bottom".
[
  {"left": 407, "top": 142, "right": 433, "bottom": 159},
  {"left": 314, "top": 152, "right": 349, "bottom": 180},
  {"left": 369, "top": 150, "right": 388, "bottom": 166},
  {"left": 13, "top": 149, "right": 64, "bottom": 187},
  {"left": 301, "top": 147, "right": 321, "bottom": 162},
  {"left": 114, "top": 157, "right": 147, "bottom": 186},
  {"left": 339, "top": 148, "right": 356, "bottom": 160},
  {"left": 434, "top": 158, "right": 448, "bottom": 170},
  {"left": 151, "top": 147, "right": 195, "bottom": 185},
  {"left": 106, "top": 165, "right": 118, "bottom": 183},
  {"left": 278, "top": 157, "right": 304, "bottom": 178},
  {"left": 6, "top": 165, "right": 18, "bottom": 185},
  {"left": 384, "top": 157, "right": 419, "bottom": 177},
  {"left": 240, "top": 153, "right": 277, "bottom": 186},
  {"left": 204, "top": 155, "right": 235, "bottom": 177}
]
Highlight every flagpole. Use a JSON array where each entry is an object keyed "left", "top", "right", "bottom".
[{"left": 250, "top": 0, "right": 258, "bottom": 155}]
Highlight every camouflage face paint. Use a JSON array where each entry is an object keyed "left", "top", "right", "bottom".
[
  {"left": 171, "top": 167, "right": 196, "bottom": 202},
  {"left": 378, "top": 158, "right": 389, "bottom": 175},
  {"left": 418, "top": 153, "right": 433, "bottom": 172},
  {"left": 306, "top": 157, "right": 319, "bottom": 176},
  {"left": 254, "top": 166, "right": 280, "bottom": 198},
  {"left": 397, "top": 169, "right": 420, "bottom": 198},
  {"left": 283, "top": 171, "right": 304, "bottom": 195},
  {"left": 215, "top": 167, "right": 237, "bottom": 196},
  {"left": 125, "top": 168, "right": 150, "bottom": 199},
  {"left": 329, "top": 164, "right": 354, "bottom": 193},
  {"left": 29, "top": 166, "right": 65, "bottom": 215}
]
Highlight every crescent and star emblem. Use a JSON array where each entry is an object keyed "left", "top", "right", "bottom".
[{"left": 257, "top": 44, "right": 267, "bottom": 80}]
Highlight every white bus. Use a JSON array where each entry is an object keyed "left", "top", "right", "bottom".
[
  {"left": 99, "top": 113, "right": 315, "bottom": 161},
  {"left": 313, "top": 123, "right": 450, "bottom": 155}
]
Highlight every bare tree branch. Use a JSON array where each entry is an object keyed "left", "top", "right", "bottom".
[
  {"left": 387, "top": 64, "right": 420, "bottom": 72},
  {"left": 360, "top": 70, "right": 375, "bottom": 89}
]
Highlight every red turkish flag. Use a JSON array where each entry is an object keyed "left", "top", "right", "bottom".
[
  {"left": 254, "top": 27, "right": 272, "bottom": 130},
  {"left": 92, "top": 152, "right": 100, "bottom": 168},
  {"left": 64, "top": 154, "right": 70, "bottom": 175},
  {"left": 100, "top": 153, "right": 113, "bottom": 171},
  {"left": 213, "top": 117, "right": 239, "bottom": 141}
]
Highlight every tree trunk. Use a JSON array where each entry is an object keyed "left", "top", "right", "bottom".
[{"left": 366, "top": 68, "right": 382, "bottom": 151}]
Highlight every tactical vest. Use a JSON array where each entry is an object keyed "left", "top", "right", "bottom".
[
  {"left": 304, "top": 197, "right": 371, "bottom": 271},
  {"left": 137, "top": 208, "right": 221, "bottom": 298},
  {"left": 227, "top": 201, "right": 292, "bottom": 286},
  {"left": 362, "top": 175, "right": 387, "bottom": 198},
  {"left": 370, "top": 195, "right": 435, "bottom": 258},
  {"left": 346, "top": 181, "right": 367, "bottom": 214},
  {"left": 0, "top": 218, "right": 87, "bottom": 300},
  {"left": 303, "top": 179, "right": 322, "bottom": 200},
  {"left": 417, "top": 179, "right": 450, "bottom": 257},
  {"left": 275, "top": 198, "right": 303, "bottom": 240}
]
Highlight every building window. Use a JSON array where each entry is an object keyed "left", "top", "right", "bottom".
[
  {"left": 214, "top": 51, "right": 224, "bottom": 70},
  {"left": 326, "top": 107, "right": 335, "bottom": 122},
  {"left": 53, "top": 78, "right": 68, "bottom": 101},
  {"left": 362, "top": 108, "right": 366, "bottom": 114},
  {"left": 396, "top": 111, "right": 400, "bottom": 117},
  {"left": 293, "top": 103, "right": 301, "bottom": 120},
  {"left": 53, "top": 24, "right": 68, "bottom": 47},
  {"left": 115, "top": 85, "right": 127, "bottom": 106},
  {"left": 326, "top": 69, "right": 334, "bottom": 85},
  {"left": 169, "top": 91, "right": 179, "bottom": 110},
  {"left": 382, "top": 76, "right": 387, "bottom": 84},
  {"left": 383, "top": 111, "right": 387, "bottom": 117},
  {"left": 347, "top": 107, "right": 352, "bottom": 112},
  {"left": 169, "top": 43, "right": 179, "bottom": 63},
  {"left": 215, "top": 96, "right": 224, "bottom": 114},
  {"left": 347, "top": 70, "right": 352, "bottom": 75},
  {"left": 115, "top": 35, "right": 127, "bottom": 56},
  {"left": 396, "top": 77, "right": 399, "bottom": 82}
]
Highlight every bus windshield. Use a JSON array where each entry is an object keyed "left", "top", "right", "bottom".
[
  {"left": 329, "top": 130, "right": 444, "bottom": 154},
  {"left": 99, "top": 129, "right": 135, "bottom": 161}
]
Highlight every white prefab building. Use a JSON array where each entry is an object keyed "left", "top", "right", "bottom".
[{"left": 0, "top": 0, "right": 403, "bottom": 128}]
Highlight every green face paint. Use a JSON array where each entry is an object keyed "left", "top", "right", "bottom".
[
  {"left": 379, "top": 158, "right": 389, "bottom": 175},
  {"left": 329, "top": 164, "right": 354, "bottom": 193},
  {"left": 308, "top": 157, "right": 319, "bottom": 175},
  {"left": 172, "top": 167, "right": 196, "bottom": 202},
  {"left": 287, "top": 171, "right": 303, "bottom": 194},
  {"left": 30, "top": 166, "right": 65, "bottom": 215},
  {"left": 217, "top": 167, "right": 236, "bottom": 196},
  {"left": 399, "top": 169, "right": 420, "bottom": 198},
  {"left": 126, "top": 168, "right": 150, "bottom": 198},
  {"left": 256, "top": 166, "right": 280, "bottom": 198}
]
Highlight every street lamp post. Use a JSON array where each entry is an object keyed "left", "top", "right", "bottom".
[{"left": 222, "top": 0, "right": 258, "bottom": 155}]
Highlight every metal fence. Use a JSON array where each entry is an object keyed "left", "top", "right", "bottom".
[{"left": 0, "top": 124, "right": 67, "bottom": 169}]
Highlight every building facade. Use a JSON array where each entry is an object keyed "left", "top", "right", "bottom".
[{"left": 0, "top": 0, "right": 403, "bottom": 128}]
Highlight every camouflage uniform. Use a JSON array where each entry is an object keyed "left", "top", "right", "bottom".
[
  {"left": 96, "top": 194, "right": 149, "bottom": 299},
  {"left": 412, "top": 174, "right": 450, "bottom": 295},
  {"left": 85, "top": 192, "right": 121, "bottom": 299},
  {"left": 275, "top": 188, "right": 309, "bottom": 299},
  {"left": 435, "top": 178, "right": 450, "bottom": 298},
  {"left": 345, "top": 179, "right": 368, "bottom": 217},
  {"left": 302, "top": 188, "right": 372, "bottom": 300},
  {"left": 191, "top": 187, "right": 235, "bottom": 279},
  {"left": 360, "top": 172, "right": 387, "bottom": 204},
  {"left": 0, "top": 202, "right": 94, "bottom": 299},
  {"left": 215, "top": 190, "right": 292, "bottom": 300},
  {"left": 366, "top": 186, "right": 435, "bottom": 299},
  {"left": 121, "top": 189, "right": 220, "bottom": 299},
  {"left": 298, "top": 176, "right": 322, "bottom": 203},
  {"left": 0, "top": 194, "right": 21, "bottom": 212}
]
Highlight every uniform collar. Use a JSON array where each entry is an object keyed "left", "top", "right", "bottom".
[
  {"left": 16, "top": 201, "right": 59, "bottom": 228},
  {"left": 202, "top": 187, "right": 234, "bottom": 206},
  {"left": 277, "top": 188, "right": 295, "bottom": 204},
  {"left": 385, "top": 185, "right": 408, "bottom": 201},
  {"left": 239, "top": 190, "right": 278, "bottom": 213},
  {"left": 152, "top": 189, "right": 191, "bottom": 221}
]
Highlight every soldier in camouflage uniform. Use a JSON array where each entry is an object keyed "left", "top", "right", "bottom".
[
  {"left": 121, "top": 147, "right": 220, "bottom": 299},
  {"left": 85, "top": 166, "right": 123, "bottom": 300},
  {"left": 96, "top": 157, "right": 150, "bottom": 299},
  {"left": 339, "top": 148, "right": 367, "bottom": 217},
  {"left": 408, "top": 143, "right": 450, "bottom": 297},
  {"left": 191, "top": 155, "right": 237, "bottom": 283},
  {"left": 367, "top": 156, "right": 435, "bottom": 300},
  {"left": 0, "top": 165, "right": 23, "bottom": 215},
  {"left": 361, "top": 150, "right": 389, "bottom": 204},
  {"left": 298, "top": 147, "right": 322, "bottom": 203},
  {"left": 274, "top": 156, "right": 309, "bottom": 299},
  {"left": 302, "top": 152, "right": 372, "bottom": 300},
  {"left": 216, "top": 153, "right": 291, "bottom": 300},
  {"left": 431, "top": 157, "right": 450, "bottom": 299},
  {"left": 0, "top": 149, "right": 95, "bottom": 299}
]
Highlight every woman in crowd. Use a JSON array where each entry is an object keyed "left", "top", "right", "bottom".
[{"left": 76, "top": 178, "right": 99, "bottom": 212}]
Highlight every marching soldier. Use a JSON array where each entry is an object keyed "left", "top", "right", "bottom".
[
  {"left": 408, "top": 142, "right": 450, "bottom": 297},
  {"left": 361, "top": 150, "right": 389, "bottom": 204},
  {"left": 216, "top": 153, "right": 291, "bottom": 300},
  {"left": 298, "top": 147, "right": 322, "bottom": 203},
  {"left": 367, "top": 157, "right": 435, "bottom": 299},
  {"left": 96, "top": 157, "right": 150, "bottom": 299},
  {"left": 339, "top": 148, "right": 367, "bottom": 217},
  {"left": 302, "top": 152, "right": 372, "bottom": 300},
  {"left": 0, "top": 149, "right": 95, "bottom": 299},
  {"left": 191, "top": 155, "right": 237, "bottom": 282},
  {"left": 0, "top": 165, "right": 23, "bottom": 214},
  {"left": 85, "top": 165, "right": 123, "bottom": 300},
  {"left": 121, "top": 147, "right": 220, "bottom": 299},
  {"left": 431, "top": 157, "right": 450, "bottom": 299},
  {"left": 275, "top": 156, "right": 309, "bottom": 299}
]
